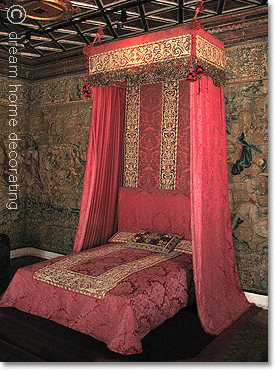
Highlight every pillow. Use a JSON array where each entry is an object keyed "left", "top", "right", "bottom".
[
  {"left": 124, "top": 230, "right": 183, "bottom": 254},
  {"left": 108, "top": 231, "right": 136, "bottom": 243},
  {"left": 174, "top": 239, "right": 192, "bottom": 254}
]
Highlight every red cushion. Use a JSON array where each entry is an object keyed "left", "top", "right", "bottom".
[{"left": 118, "top": 187, "right": 191, "bottom": 240}]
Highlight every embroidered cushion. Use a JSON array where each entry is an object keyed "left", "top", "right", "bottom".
[
  {"left": 108, "top": 231, "right": 135, "bottom": 243},
  {"left": 174, "top": 239, "right": 192, "bottom": 254},
  {"left": 124, "top": 230, "right": 182, "bottom": 254}
]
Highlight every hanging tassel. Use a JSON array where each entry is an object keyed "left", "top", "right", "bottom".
[
  {"left": 187, "top": 55, "right": 198, "bottom": 81},
  {"left": 186, "top": 67, "right": 197, "bottom": 82},
  {"left": 189, "top": 0, "right": 204, "bottom": 30},
  {"left": 195, "top": 61, "right": 205, "bottom": 77},
  {"left": 186, "top": 33, "right": 197, "bottom": 82},
  {"left": 82, "top": 82, "right": 92, "bottom": 98},
  {"left": 187, "top": 2, "right": 205, "bottom": 83},
  {"left": 82, "top": 55, "right": 91, "bottom": 98},
  {"left": 82, "top": 28, "right": 104, "bottom": 98}
]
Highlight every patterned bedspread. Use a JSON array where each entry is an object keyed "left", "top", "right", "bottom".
[
  {"left": 0, "top": 243, "right": 193, "bottom": 355},
  {"left": 33, "top": 244, "right": 183, "bottom": 299}
]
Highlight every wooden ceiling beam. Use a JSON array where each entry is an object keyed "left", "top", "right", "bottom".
[
  {"left": 216, "top": 0, "right": 226, "bottom": 15},
  {"left": 178, "top": 0, "right": 184, "bottom": 23},
  {"left": 137, "top": 0, "right": 149, "bottom": 32}
]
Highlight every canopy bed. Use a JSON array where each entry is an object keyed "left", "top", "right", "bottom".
[{"left": 0, "top": 17, "right": 252, "bottom": 356}]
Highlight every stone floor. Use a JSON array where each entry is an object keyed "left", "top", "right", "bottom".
[
  {"left": 214, "top": 308, "right": 268, "bottom": 362},
  {"left": 0, "top": 256, "right": 45, "bottom": 296}
]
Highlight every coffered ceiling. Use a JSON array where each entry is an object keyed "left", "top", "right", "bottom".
[{"left": 0, "top": 0, "right": 268, "bottom": 80}]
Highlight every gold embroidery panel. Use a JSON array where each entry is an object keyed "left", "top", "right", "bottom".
[
  {"left": 89, "top": 35, "right": 191, "bottom": 74},
  {"left": 33, "top": 244, "right": 182, "bottom": 299},
  {"left": 159, "top": 80, "right": 179, "bottom": 190},
  {"left": 123, "top": 83, "right": 140, "bottom": 187},
  {"left": 174, "top": 240, "right": 192, "bottom": 254},
  {"left": 196, "top": 35, "right": 225, "bottom": 70}
]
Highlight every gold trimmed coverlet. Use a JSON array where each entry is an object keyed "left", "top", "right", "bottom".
[
  {"left": 0, "top": 243, "right": 193, "bottom": 355},
  {"left": 33, "top": 244, "right": 183, "bottom": 299}
]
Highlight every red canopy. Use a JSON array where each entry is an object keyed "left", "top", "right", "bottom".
[{"left": 74, "top": 24, "right": 252, "bottom": 335}]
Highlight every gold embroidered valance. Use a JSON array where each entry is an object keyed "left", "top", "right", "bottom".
[{"left": 83, "top": 26, "right": 226, "bottom": 87}]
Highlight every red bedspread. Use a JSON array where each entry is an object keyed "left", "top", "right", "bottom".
[{"left": 0, "top": 244, "right": 193, "bottom": 355}]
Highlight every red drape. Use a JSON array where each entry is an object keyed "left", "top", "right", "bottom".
[
  {"left": 138, "top": 82, "right": 162, "bottom": 188},
  {"left": 73, "top": 85, "right": 126, "bottom": 253},
  {"left": 190, "top": 76, "right": 252, "bottom": 335}
]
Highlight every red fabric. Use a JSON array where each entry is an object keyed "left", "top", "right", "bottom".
[
  {"left": 87, "top": 25, "right": 223, "bottom": 57},
  {"left": 190, "top": 76, "right": 252, "bottom": 335},
  {"left": 73, "top": 86, "right": 126, "bottom": 252},
  {"left": 138, "top": 83, "right": 162, "bottom": 188},
  {"left": 118, "top": 187, "right": 191, "bottom": 240},
  {"left": 176, "top": 79, "right": 191, "bottom": 191},
  {"left": 0, "top": 245, "right": 193, "bottom": 355}
]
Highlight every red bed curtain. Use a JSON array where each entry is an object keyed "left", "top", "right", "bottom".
[
  {"left": 73, "top": 85, "right": 126, "bottom": 253},
  {"left": 190, "top": 76, "right": 252, "bottom": 335}
]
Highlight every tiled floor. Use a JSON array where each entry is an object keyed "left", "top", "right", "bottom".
[{"left": 214, "top": 308, "right": 268, "bottom": 362}]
